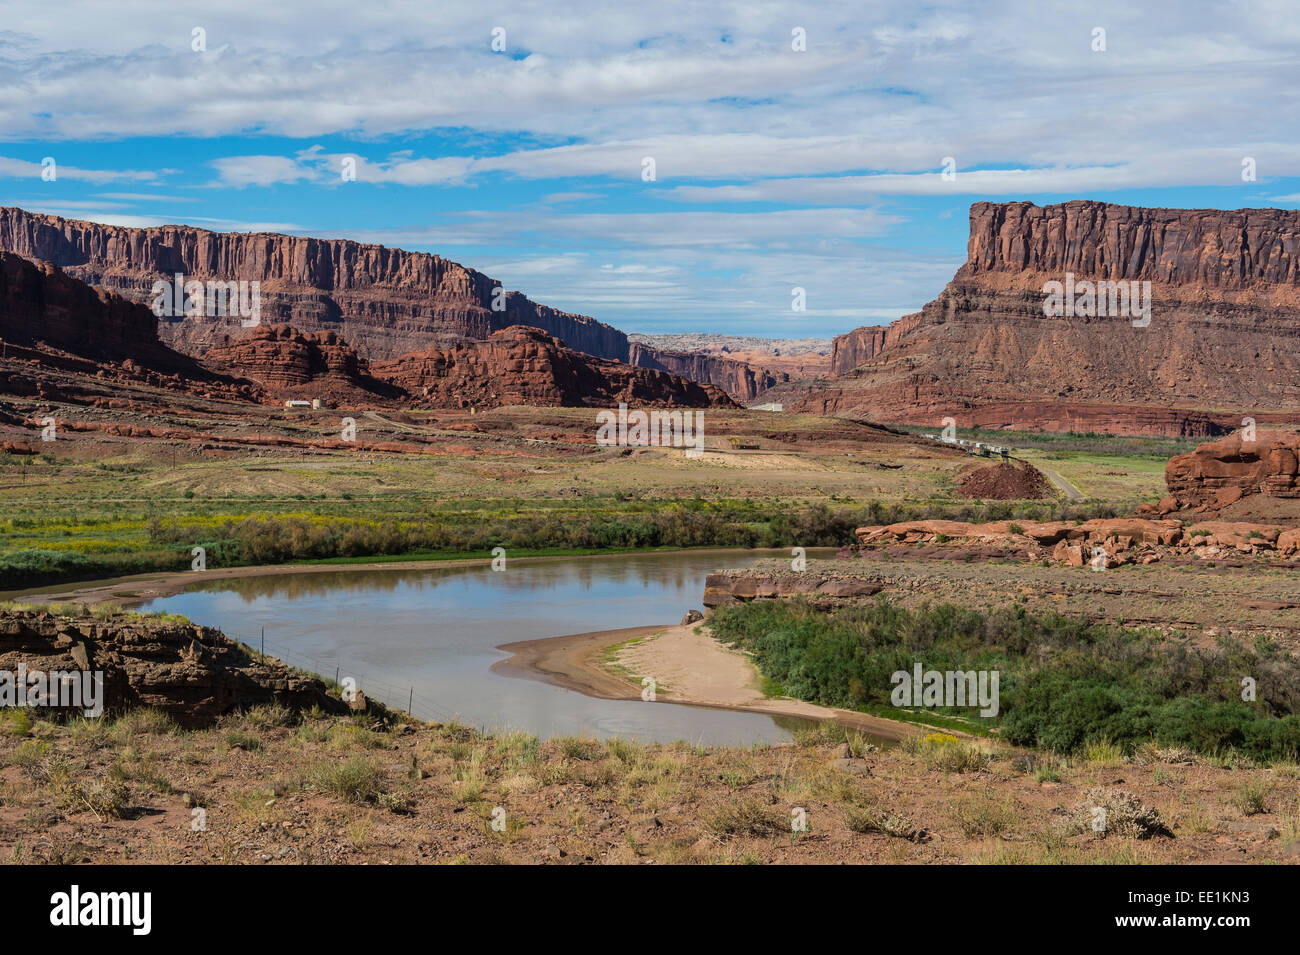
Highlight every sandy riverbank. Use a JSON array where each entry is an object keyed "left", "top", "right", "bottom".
[{"left": 494, "top": 622, "right": 922, "bottom": 741}]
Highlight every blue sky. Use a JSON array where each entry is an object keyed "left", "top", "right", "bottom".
[{"left": 2, "top": 1, "right": 1298, "bottom": 340}]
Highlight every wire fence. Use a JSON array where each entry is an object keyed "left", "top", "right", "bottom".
[{"left": 229, "top": 626, "right": 470, "bottom": 728}]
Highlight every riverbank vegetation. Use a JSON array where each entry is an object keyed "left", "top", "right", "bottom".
[
  {"left": 0, "top": 497, "right": 1131, "bottom": 590},
  {"left": 709, "top": 598, "right": 1300, "bottom": 764}
]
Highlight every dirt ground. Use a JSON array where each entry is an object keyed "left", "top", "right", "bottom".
[
  {"left": 958, "top": 461, "right": 1053, "bottom": 499},
  {"left": 1, "top": 705, "right": 1295, "bottom": 865}
]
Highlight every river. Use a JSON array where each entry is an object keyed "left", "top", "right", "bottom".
[{"left": 136, "top": 550, "right": 821, "bottom": 744}]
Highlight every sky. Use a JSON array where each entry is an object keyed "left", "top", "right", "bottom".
[{"left": 1, "top": 1, "right": 1298, "bottom": 340}]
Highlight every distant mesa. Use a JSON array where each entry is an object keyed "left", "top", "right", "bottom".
[{"left": 792, "top": 200, "right": 1300, "bottom": 437}]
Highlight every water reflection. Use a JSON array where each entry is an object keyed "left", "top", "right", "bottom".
[{"left": 138, "top": 550, "right": 833, "bottom": 744}]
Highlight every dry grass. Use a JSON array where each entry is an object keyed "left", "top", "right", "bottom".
[{"left": 0, "top": 706, "right": 1291, "bottom": 865}]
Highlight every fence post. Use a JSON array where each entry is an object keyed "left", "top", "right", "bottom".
[
  {"left": 260, "top": 626, "right": 264, "bottom": 660},
  {"left": 408, "top": 688, "right": 413, "bottom": 715}
]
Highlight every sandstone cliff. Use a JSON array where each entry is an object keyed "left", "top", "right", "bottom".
[
  {"left": 0, "top": 251, "right": 180, "bottom": 367},
  {"left": 800, "top": 201, "right": 1300, "bottom": 436},
  {"left": 0, "top": 206, "right": 766, "bottom": 399},
  {"left": 627, "top": 342, "right": 778, "bottom": 402},
  {"left": 828, "top": 315, "right": 923, "bottom": 376},
  {"left": 0, "top": 250, "right": 262, "bottom": 408},
  {"left": 0, "top": 252, "right": 730, "bottom": 414}
]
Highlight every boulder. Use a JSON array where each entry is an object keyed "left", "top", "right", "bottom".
[{"left": 1167, "top": 431, "right": 1300, "bottom": 507}]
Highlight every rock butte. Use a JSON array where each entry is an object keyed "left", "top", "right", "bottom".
[{"left": 792, "top": 200, "right": 1300, "bottom": 437}]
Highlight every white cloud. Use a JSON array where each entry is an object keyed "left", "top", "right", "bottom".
[
  {"left": 0, "top": 200, "right": 303, "bottom": 233},
  {"left": 209, "top": 155, "right": 316, "bottom": 188},
  {"left": 350, "top": 206, "right": 899, "bottom": 251},
  {"left": 0, "top": 155, "right": 161, "bottom": 184},
  {"left": 97, "top": 192, "right": 196, "bottom": 202}
]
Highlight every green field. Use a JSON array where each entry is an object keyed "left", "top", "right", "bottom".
[{"left": 0, "top": 419, "right": 1172, "bottom": 590}]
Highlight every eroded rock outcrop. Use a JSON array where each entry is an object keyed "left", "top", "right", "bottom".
[
  {"left": 850, "top": 516, "right": 1300, "bottom": 566},
  {"left": 0, "top": 609, "right": 347, "bottom": 726},
  {"left": 205, "top": 324, "right": 402, "bottom": 404},
  {"left": 797, "top": 201, "right": 1300, "bottom": 436},
  {"left": 374, "top": 325, "right": 737, "bottom": 410},
  {"left": 703, "top": 570, "right": 884, "bottom": 607},
  {"left": 1165, "top": 431, "right": 1300, "bottom": 508}
]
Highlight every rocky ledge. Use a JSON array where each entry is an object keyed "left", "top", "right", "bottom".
[
  {"left": 853, "top": 517, "right": 1300, "bottom": 567},
  {"left": 0, "top": 609, "right": 348, "bottom": 726},
  {"left": 703, "top": 568, "right": 884, "bottom": 607}
]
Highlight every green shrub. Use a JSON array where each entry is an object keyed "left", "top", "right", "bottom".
[{"left": 710, "top": 598, "right": 1300, "bottom": 763}]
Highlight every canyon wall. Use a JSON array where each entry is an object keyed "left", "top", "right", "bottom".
[
  {"left": 828, "top": 315, "right": 923, "bottom": 376},
  {"left": 0, "top": 251, "right": 735, "bottom": 414},
  {"left": 627, "top": 342, "right": 778, "bottom": 403},
  {"left": 0, "top": 207, "right": 764, "bottom": 399},
  {"left": 0, "top": 251, "right": 175, "bottom": 365},
  {"left": 799, "top": 201, "right": 1300, "bottom": 437}
]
